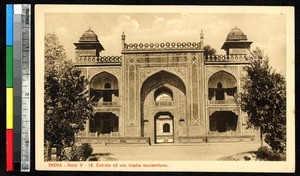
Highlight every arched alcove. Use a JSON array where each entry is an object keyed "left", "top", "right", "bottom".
[
  {"left": 90, "top": 72, "right": 119, "bottom": 103},
  {"left": 208, "top": 71, "right": 237, "bottom": 101}
]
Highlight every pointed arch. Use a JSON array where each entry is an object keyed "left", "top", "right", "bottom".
[
  {"left": 208, "top": 70, "right": 237, "bottom": 89},
  {"left": 90, "top": 71, "right": 118, "bottom": 90},
  {"left": 154, "top": 86, "right": 173, "bottom": 101}
]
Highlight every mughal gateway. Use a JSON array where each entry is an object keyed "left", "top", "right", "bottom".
[{"left": 74, "top": 27, "right": 259, "bottom": 145}]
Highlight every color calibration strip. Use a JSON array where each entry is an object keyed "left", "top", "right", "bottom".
[{"left": 6, "top": 4, "right": 14, "bottom": 172}]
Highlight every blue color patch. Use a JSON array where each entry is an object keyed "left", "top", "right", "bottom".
[{"left": 6, "top": 5, "right": 13, "bottom": 46}]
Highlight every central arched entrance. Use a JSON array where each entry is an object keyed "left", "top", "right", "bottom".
[{"left": 140, "top": 70, "right": 187, "bottom": 144}]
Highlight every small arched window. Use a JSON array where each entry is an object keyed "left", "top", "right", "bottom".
[
  {"left": 163, "top": 123, "right": 170, "bottom": 133},
  {"left": 104, "top": 83, "right": 111, "bottom": 89},
  {"left": 216, "top": 82, "right": 225, "bottom": 100},
  {"left": 217, "top": 82, "right": 222, "bottom": 89}
]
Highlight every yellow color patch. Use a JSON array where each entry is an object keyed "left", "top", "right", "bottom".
[{"left": 6, "top": 88, "right": 13, "bottom": 129}]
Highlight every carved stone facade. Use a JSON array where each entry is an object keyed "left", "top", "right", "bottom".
[{"left": 75, "top": 27, "right": 259, "bottom": 145}]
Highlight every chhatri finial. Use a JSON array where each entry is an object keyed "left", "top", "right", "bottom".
[
  {"left": 200, "top": 30, "right": 204, "bottom": 39},
  {"left": 121, "top": 31, "right": 126, "bottom": 50},
  {"left": 122, "top": 31, "right": 126, "bottom": 40},
  {"left": 200, "top": 30, "right": 204, "bottom": 49}
]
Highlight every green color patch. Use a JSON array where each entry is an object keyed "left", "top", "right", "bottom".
[{"left": 6, "top": 46, "right": 13, "bottom": 88}]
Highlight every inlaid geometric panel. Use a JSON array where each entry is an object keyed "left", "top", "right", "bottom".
[
  {"left": 88, "top": 68, "right": 121, "bottom": 81},
  {"left": 139, "top": 67, "right": 188, "bottom": 85}
]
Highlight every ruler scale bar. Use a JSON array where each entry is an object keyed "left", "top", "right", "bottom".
[
  {"left": 13, "top": 5, "right": 23, "bottom": 170},
  {"left": 20, "top": 4, "right": 31, "bottom": 172}
]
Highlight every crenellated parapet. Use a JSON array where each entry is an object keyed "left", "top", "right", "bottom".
[
  {"left": 76, "top": 56, "right": 122, "bottom": 65},
  {"left": 205, "top": 54, "right": 248, "bottom": 63},
  {"left": 123, "top": 42, "right": 202, "bottom": 51}
]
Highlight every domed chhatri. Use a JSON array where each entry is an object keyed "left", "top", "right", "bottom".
[
  {"left": 221, "top": 27, "right": 252, "bottom": 55},
  {"left": 226, "top": 27, "right": 248, "bottom": 41},
  {"left": 79, "top": 27, "right": 99, "bottom": 42},
  {"left": 74, "top": 28, "right": 104, "bottom": 58}
]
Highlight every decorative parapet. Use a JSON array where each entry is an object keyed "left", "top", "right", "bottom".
[
  {"left": 123, "top": 42, "right": 202, "bottom": 51},
  {"left": 76, "top": 56, "right": 122, "bottom": 65},
  {"left": 205, "top": 54, "right": 248, "bottom": 62}
]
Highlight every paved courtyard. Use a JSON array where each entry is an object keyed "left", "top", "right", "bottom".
[{"left": 91, "top": 142, "right": 261, "bottom": 161}]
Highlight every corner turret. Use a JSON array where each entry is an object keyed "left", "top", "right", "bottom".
[
  {"left": 221, "top": 27, "right": 252, "bottom": 56},
  {"left": 74, "top": 28, "right": 105, "bottom": 60}
]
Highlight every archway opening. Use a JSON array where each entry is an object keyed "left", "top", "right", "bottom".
[
  {"left": 209, "top": 111, "right": 238, "bottom": 133},
  {"left": 154, "top": 112, "right": 174, "bottom": 143},
  {"left": 90, "top": 112, "right": 119, "bottom": 136}
]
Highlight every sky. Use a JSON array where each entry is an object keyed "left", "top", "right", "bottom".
[{"left": 45, "top": 13, "right": 286, "bottom": 74}]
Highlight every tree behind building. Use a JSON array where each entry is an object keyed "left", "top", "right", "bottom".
[
  {"left": 203, "top": 45, "right": 216, "bottom": 58},
  {"left": 240, "top": 48, "right": 286, "bottom": 154}
]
